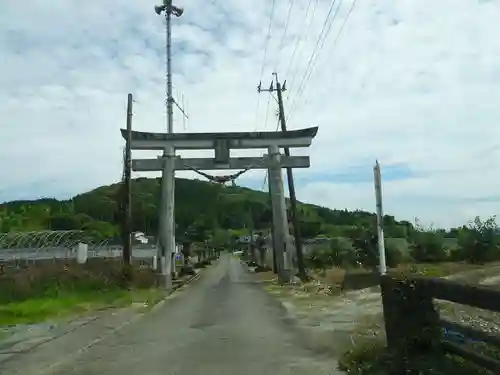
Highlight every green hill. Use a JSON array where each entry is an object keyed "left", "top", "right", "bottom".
[{"left": 0, "top": 177, "right": 414, "bottom": 241}]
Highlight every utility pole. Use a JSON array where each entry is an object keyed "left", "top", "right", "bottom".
[
  {"left": 154, "top": 0, "right": 184, "bottom": 289},
  {"left": 258, "top": 73, "right": 308, "bottom": 281},
  {"left": 268, "top": 144, "right": 289, "bottom": 283},
  {"left": 119, "top": 93, "right": 133, "bottom": 286}
]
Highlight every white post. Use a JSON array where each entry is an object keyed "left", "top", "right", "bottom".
[
  {"left": 76, "top": 243, "right": 88, "bottom": 264},
  {"left": 373, "top": 160, "right": 387, "bottom": 275}
]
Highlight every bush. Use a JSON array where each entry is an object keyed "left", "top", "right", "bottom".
[
  {"left": 385, "top": 240, "right": 404, "bottom": 268},
  {"left": 254, "top": 265, "right": 271, "bottom": 273},
  {"left": 410, "top": 230, "right": 447, "bottom": 263},
  {"left": 305, "top": 247, "right": 329, "bottom": 270},
  {"left": 339, "top": 338, "right": 497, "bottom": 375},
  {"left": 330, "top": 237, "right": 358, "bottom": 267},
  {"left": 339, "top": 339, "right": 391, "bottom": 375},
  {"left": 306, "top": 235, "right": 405, "bottom": 272},
  {"left": 456, "top": 216, "right": 500, "bottom": 264},
  {"left": 306, "top": 238, "right": 357, "bottom": 271},
  {"left": 0, "top": 259, "right": 156, "bottom": 304}
]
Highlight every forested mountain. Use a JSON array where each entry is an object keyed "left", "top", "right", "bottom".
[
  {"left": 2, "top": 177, "right": 500, "bottom": 264},
  {"left": 0, "top": 177, "right": 415, "bottom": 241}
]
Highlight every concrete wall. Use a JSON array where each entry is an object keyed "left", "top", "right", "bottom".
[{"left": 0, "top": 245, "right": 160, "bottom": 261}]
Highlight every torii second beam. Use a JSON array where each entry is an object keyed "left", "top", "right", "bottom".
[{"left": 132, "top": 156, "right": 310, "bottom": 171}]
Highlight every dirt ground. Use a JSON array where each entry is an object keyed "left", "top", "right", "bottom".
[{"left": 252, "top": 263, "right": 500, "bottom": 358}]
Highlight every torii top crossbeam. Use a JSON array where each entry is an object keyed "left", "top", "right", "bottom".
[{"left": 120, "top": 127, "right": 318, "bottom": 150}]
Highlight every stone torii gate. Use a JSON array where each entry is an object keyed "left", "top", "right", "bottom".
[{"left": 121, "top": 126, "right": 318, "bottom": 285}]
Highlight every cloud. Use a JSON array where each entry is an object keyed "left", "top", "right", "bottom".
[{"left": 1, "top": 0, "right": 500, "bottom": 228}]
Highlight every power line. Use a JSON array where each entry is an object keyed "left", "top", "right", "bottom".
[
  {"left": 261, "top": 171, "right": 269, "bottom": 191},
  {"left": 260, "top": 0, "right": 277, "bottom": 82},
  {"left": 286, "top": 0, "right": 343, "bottom": 123},
  {"left": 285, "top": 0, "right": 319, "bottom": 95},
  {"left": 276, "top": 0, "right": 296, "bottom": 70},
  {"left": 254, "top": 0, "right": 277, "bottom": 131},
  {"left": 294, "top": 0, "right": 358, "bottom": 115},
  {"left": 288, "top": 0, "right": 359, "bottom": 122},
  {"left": 291, "top": 0, "right": 340, "bottom": 97},
  {"left": 297, "top": 0, "right": 344, "bottom": 91},
  {"left": 325, "top": 0, "right": 358, "bottom": 63}
]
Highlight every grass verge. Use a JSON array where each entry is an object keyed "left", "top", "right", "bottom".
[
  {"left": 0, "top": 287, "right": 167, "bottom": 326},
  {"left": 0, "top": 259, "right": 165, "bottom": 326},
  {"left": 339, "top": 337, "right": 497, "bottom": 375}
]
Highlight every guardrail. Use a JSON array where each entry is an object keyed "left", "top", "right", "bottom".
[{"left": 380, "top": 275, "right": 500, "bottom": 374}]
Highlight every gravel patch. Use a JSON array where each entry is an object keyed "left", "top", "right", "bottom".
[{"left": 260, "top": 264, "right": 500, "bottom": 357}]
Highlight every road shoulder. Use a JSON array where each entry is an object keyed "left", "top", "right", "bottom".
[
  {"left": 252, "top": 269, "right": 383, "bottom": 358},
  {"left": 0, "top": 272, "right": 201, "bottom": 375}
]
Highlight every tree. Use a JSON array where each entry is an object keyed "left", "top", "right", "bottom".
[
  {"left": 456, "top": 216, "right": 499, "bottom": 264},
  {"left": 81, "top": 220, "right": 118, "bottom": 240},
  {"left": 299, "top": 220, "right": 322, "bottom": 238},
  {"left": 211, "top": 229, "right": 230, "bottom": 251},
  {"left": 49, "top": 213, "right": 92, "bottom": 231},
  {"left": 190, "top": 216, "right": 214, "bottom": 242}
]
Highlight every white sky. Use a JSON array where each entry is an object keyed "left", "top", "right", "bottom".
[{"left": 1, "top": 0, "right": 500, "bottom": 228}]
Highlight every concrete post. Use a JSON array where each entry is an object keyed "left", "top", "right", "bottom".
[
  {"left": 268, "top": 145, "right": 290, "bottom": 282},
  {"left": 76, "top": 243, "right": 88, "bottom": 264},
  {"left": 160, "top": 145, "right": 175, "bottom": 289}
]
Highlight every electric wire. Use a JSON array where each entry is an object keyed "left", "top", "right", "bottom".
[
  {"left": 254, "top": 0, "right": 277, "bottom": 131},
  {"left": 291, "top": 0, "right": 359, "bottom": 116},
  {"left": 286, "top": 0, "right": 319, "bottom": 96},
  {"left": 287, "top": 0, "right": 339, "bottom": 103},
  {"left": 276, "top": 0, "right": 296, "bottom": 71},
  {"left": 286, "top": 0, "right": 343, "bottom": 123}
]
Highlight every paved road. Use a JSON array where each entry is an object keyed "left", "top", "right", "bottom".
[{"left": 52, "top": 254, "right": 341, "bottom": 375}]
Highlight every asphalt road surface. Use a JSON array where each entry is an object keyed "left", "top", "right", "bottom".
[{"left": 53, "top": 254, "right": 342, "bottom": 375}]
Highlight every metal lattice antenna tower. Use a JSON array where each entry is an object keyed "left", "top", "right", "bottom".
[{"left": 155, "top": 0, "right": 184, "bottom": 132}]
